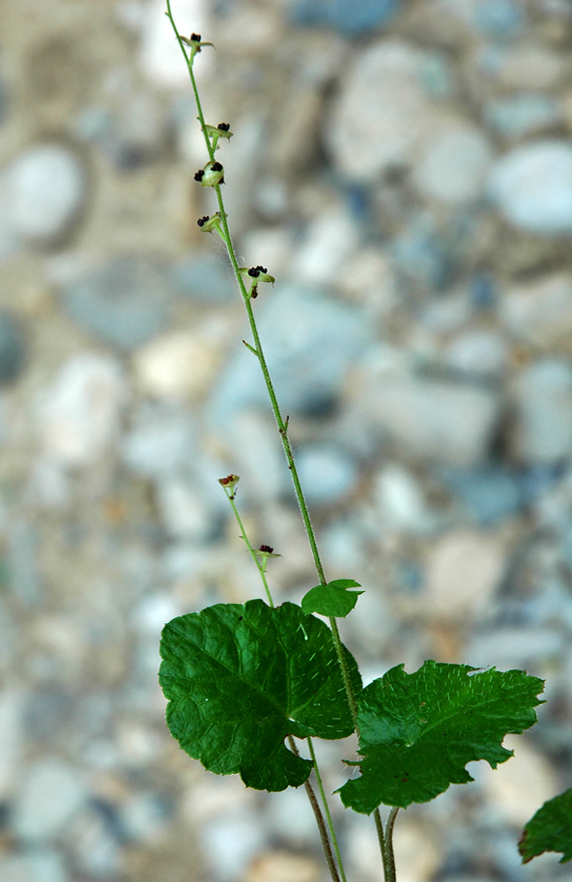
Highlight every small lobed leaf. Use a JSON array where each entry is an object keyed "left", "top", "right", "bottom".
[
  {"left": 159, "top": 599, "right": 362, "bottom": 792},
  {"left": 519, "top": 787, "right": 572, "bottom": 864},
  {"left": 339, "top": 660, "right": 544, "bottom": 814},
  {"left": 302, "top": 579, "right": 364, "bottom": 618}
]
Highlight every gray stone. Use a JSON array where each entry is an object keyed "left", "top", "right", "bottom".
[
  {"left": 293, "top": 0, "right": 400, "bottom": 34},
  {"left": 1, "top": 850, "right": 69, "bottom": 882},
  {"left": 295, "top": 445, "right": 358, "bottom": 506},
  {"left": 412, "top": 119, "right": 493, "bottom": 204},
  {"left": 0, "top": 312, "right": 25, "bottom": 384},
  {"left": 200, "top": 809, "right": 267, "bottom": 882},
  {"left": 510, "top": 359, "right": 572, "bottom": 464},
  {"left": 483, "top": 94, "right": 561, "bottom": 140},
  {"left": 171, "top": 254, "right": 234, "bottom": 304},
  {"left": 1, "top": 144, "right": 86, "bottom": 246},
  {"left": 442, "top": 330, "right": 507, "bottom": 381},
  {"left": 365, "top": 370, "right": 500, "bottom": 466},
  {"left": 439, "top": 466, "right": 522, "bottom": 525},
  {"left": 208, "top": 286, "right": 371, "bottom": 426},
  {"left": 61, "top": 256, "right": 172, "bottom": 350},
  {"left": 326, "top": 40, "right": 451, "bottom": 182},
  {"left": 121, "top": 407, "right": 198, "bottom": 479},
  {"left": 12, "top": 758, "right": 87, "bottom": 842},
  {"left": 489, "top": 141, "right": 572, "bottom": 235}
]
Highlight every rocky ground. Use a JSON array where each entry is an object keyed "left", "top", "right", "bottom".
[{"left": 1, "top": 0, "right": 572, "bottom": 880}]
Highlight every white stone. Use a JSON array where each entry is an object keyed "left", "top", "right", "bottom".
[
  {"left": 422, "top": 529, "right": 508, "bottom": 620},
  {"left": 0, "top": 689, "right": 24, "bottom": 798},
  {"left": 38, "top": 354, "right": 127, "bottom": 468},
  {"left": 327, "top": 40, "right": 441, "bottom": 182},
  {"left": 156, "top": 477, "right": 213, "bottom": 540},
  {"left": 374, "top": 463, "right": 431, "bottom": 534},
  {"left": 443, "top": 330, "right": 508, "bottom": 380},
  {"left": 12, "top": 758, "right": 87, "bottom": 842},
  {"left": 413, "top": 118, "right": 493, "bottom": 204},
  {"left": 510, "top": 359, "right": 572, "bottom": 464},
  {"left": 478, "top": 735, "right": 558, "bottom": 826},
  {"left": 139, "top": 0, "right": 210, "bottom": 86},
  {"left": 296, "top": 445, "right": 358, "bottom": 505},
  {"left": 2, "top": 144, "right": 86, "bottom": 245},
  {"left": 500, "top": 272, "right": 572, "bottom": 348},
  {"left": 200, "top": 809, "right": 267, "bottom": 882},
  {"left": 294, "top": 206, "right": 360, "bottom": 285},
  {"left": 369, "top": 374, "right": 500, "bottom": 466},
  {"left": 2, "top": 850, "right": 69, "bottom": 882},
  {"left": 489, "top": 141, "right": 572, "bottom": 234},
  {"left": 133, "top": 320, "right": 229, "bottom": 400}
]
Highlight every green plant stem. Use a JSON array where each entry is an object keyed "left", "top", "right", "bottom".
[
  {"left": 288, "top": 736, "right": 341, "bottom": 882},
  {"left": 374, "top": 808, "right": 398, "bottom": 882},
  {"left": 308, "top": 736, "right": 348, "bottom": 882},
  {"left": 223, "top": 488, "right": 274, "bottom": 607}
]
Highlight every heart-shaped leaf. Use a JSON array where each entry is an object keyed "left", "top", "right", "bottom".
[
  {"left": 302, "top": 579, "right": 364, "bottom": 618},
  {"left": 339, "top": 660, "right": 544, "bottom": 813},
  {"left": 159, "top": 599, "right": 361, "bottom": 792}
]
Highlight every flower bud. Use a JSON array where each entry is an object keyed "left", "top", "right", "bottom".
[
  {"left": 194, "top": 160, "right": 224, "bottom": 187},
  {"left": 197, "top": 211, "right": 225, "bottom": 235},
  {"left": 205, "top": 123, "right": 233, "bottom": 151},
  {"left": 180, "top": 33, "right": 214, "bottom": 62},
  {"left": 238, "top": 266, "right": 275, "bottom": 296}
]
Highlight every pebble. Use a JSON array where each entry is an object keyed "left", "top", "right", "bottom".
[
  {"left": 489, "top": 141, "right": 572, "bottom": 235},
  {"left": 1, "top": 850, "right": 70, "bottom": 882},
  {"left": 442, "top": 330, "right": 507, "bottom": 381},
  {"left": 293, "top": 206, "right": 361, "bottom": 285},
  {"left": 295, "top": 444, "right": 358, "bottom": 506},
  {"left": 439, "top": 465, "right": 522, "bottom": 525},
  {"left": 500, "top": 271, "right": 572, "bottom": 349},
  {"left": 132, "top": 320, "right": 229, "bottom": 401},
  {"left": 326, "top": 40, "right": 448, "bottom": 182},
  {"left": 421, "top": 529, "right": 508, "bottom": 621},
  {"left": 155, "top": 477, "right": 216, "bottom": 541},
  {"left": 509, "top": 359, "right": 572, "bottom": 464},
  {"left": 293, "top": 0, "right": 400, "bottom": 34},
  {"left": 265, "top": 787, "right": 317, "bottom": 846},
  {"left": 0, "top": 312, "right": 25, "bottom": 384},
  {"left": 0, "top": 144, "right": 86, "bottom": 246},
  {"left": 121, "top": 407, "right": 197, "bottom": 479},
  {"left": 466, "top": 626, "right": 564, "bottom": 670},
  {"left": 365, "top": 371, "right": 500, "bottom": 466},
  {"left": 245, "top": 851, "right": 321, "bottom": 882},
  {"left": 208, "top": 286, "right": 371, "bottom": 425},
  {"left": 478, "top": 735, "right": 557, "bottom": 827},
  {"left": 412, "top": 119, "right": 493, "bottom": 204},
  {"left": 0, "top": 689, "right": 24, "bottom": 799},
  {"left": 61, "top": 256, "right": 172, "bottom": 350},
  {"left": 37, "top": 353, "right": 127, "bottom": 468},
  {"left": 483, "top": 93, "right": 562, "bottom": 140},
  {"left": 11, "top": 758, "right": 87, "bottom": 842},
  {"left": 171, "top": 254, "right": 234, "bottom": 304},
  {"left": 374, "top": 463, "right": 431, "bottom": 534},
  {"left": 200, "top": 809, "right": 267, "bottom": 882}
]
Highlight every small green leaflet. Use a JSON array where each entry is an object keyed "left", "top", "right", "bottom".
[
  {"left": 159, "top": 599, "right": 362, "bottom": 792},
  {"left": 519, "top": 787, "right": 572, "bottom": 864},
  {"left": 339, "top": 660, "right": 544, "bottom": 814},
  {"left": 301, "top": 579, "right": 364, "bottom": 618}
]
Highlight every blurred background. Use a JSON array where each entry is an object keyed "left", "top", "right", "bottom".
[{"left": 1, "top": 0, "right": 572, "bottom": 880}]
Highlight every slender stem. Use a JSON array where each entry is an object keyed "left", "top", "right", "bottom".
[
  {"left": 288, "top": 736, "right": 341, "bottom": 882},
  {"left": 223, "top": 487, "right": 274, "bottom": 607},
  {"left": 308, "top": 737, "right": 348, "bottom": 882},
  {"left": 374, "top": 808, "right": 398, "bottom": 882}
]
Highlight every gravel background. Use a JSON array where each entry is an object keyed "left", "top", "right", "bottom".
[{"left": 1, "top": 1, "right": 572, "bottom": 881}]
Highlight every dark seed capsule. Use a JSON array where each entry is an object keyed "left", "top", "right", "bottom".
[
  {"left": 194, "top": 169, "right": 205, "bottom": 182},
  {"left": 197, "top": 215, "right": 210, "bottom": 227},
  {"left": 218, "top": 122, "right": 230, "bottom": 131},
  {"left": 191, "top": 33, "right": 201, "bottom": 42},
  {"left": 211, "top": 162, "right": 223, "bottom": 172},
  {"left": 259, "top": 545, "right": 274, "bottom": 553},
  {"left": 248, "top": 267, "right": 260, "bottom": 278}
]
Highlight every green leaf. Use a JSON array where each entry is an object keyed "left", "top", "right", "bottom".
[
  {"left": 159, "top": 599, "right": 362, "bottom": 792},
  {"left": 339, "top": 660, "right": 544, "bottom": 813},
  {"left": 302, "top": 579, "right": 364, "bottom": 618},
  {"left": 519, "top": 788, "right": 572, "bottom": 864}
]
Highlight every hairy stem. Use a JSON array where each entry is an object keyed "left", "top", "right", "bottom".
[
  {"left": 223, "top": 486, "right": 274, "bottom": 607},
  {"left": 374, "top": 808, "right": 398, "bottom": 882},
  {"left": 308, "top": 737, "right": 348, "bottom": 882},
  {"left": 288, "top": 736, "right": 341, "bottom": 882}
]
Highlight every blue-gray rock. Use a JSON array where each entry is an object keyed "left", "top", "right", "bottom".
[
  {"left": 0, "top": 311, "right": 25, "bottom": 383},
  {"left": 2, "top": 850, "right": 69, "bottom": 882},
  {"left": 293, "top": 0, "right": 400, "bottom": 34},
  {"left": 12, "top": 758, "right": 87, "bottom": 841},
  {"left": 489, "top": 141, "right": 572, "bottom": 235},
  {"left": 2, "top": 144, "right": 86, "bottom": 246},
  {"left": 473, "top": 0, "right": 526, "bottom": 37},
  {"left": 510, "top": 359, "right": 572, "bottom": 464},
  {"left": 483, "top": 94, "right": 561, "bottom": 140},
  {"left": 439, "top": 466, "right": 522, "bottom": 525},
  {"left": 208, "top": 285, "right": 372, "bottom": 426},
  {"left": 61, "top": 256, "right": 172, "bottom": 350},
  {"left": 295, "top": 444, "right": 358, "bottom": 506},
  {"left": 171, "top": 254, "right": 234, "bottom": 304}
]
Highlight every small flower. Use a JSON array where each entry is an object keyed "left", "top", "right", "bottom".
[
  {"left": 205, "top": 122, "right": 233, "bottom": 151},
  {"left": 180, "top": 32, "right": 214, "bottom": 62},
  {"left": 218, "top": 473, "right": 240, "bottom": 498},
  {"left": 256, "top": 545, "right": 282, "bottom": 567},
  {"left": 197, "top": 211, "right": 225, "bottom": 235},
  {"left": 194, "top": 160, "right": 225, "bottom": 187},
  {"left": 238, "top": 265, "right": 275, "bottom": 297}
]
